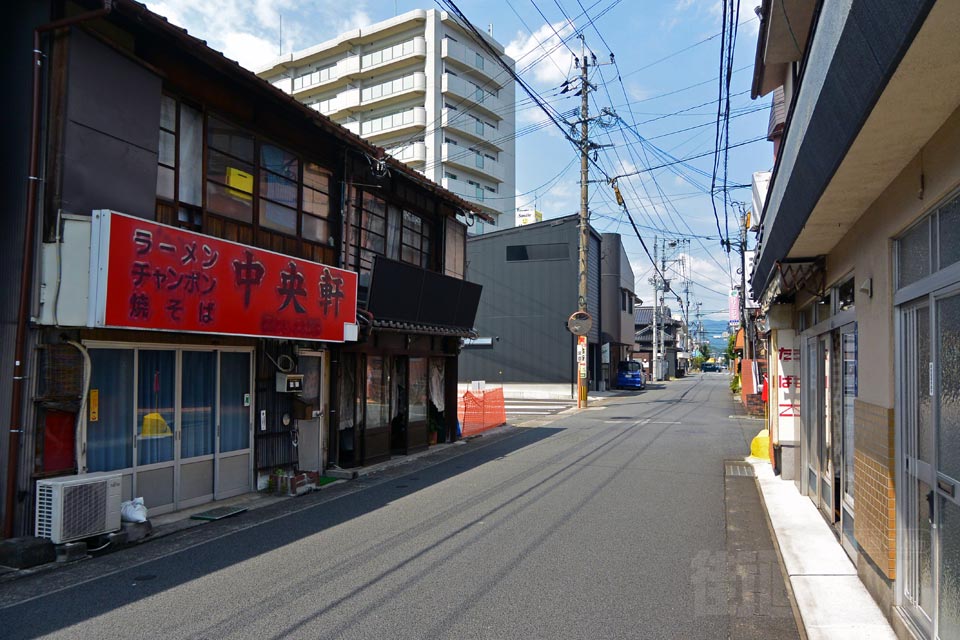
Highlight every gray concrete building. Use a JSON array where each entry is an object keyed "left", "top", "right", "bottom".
[{"left": 459, "top": 216, "right": 637, "bottom": 398}]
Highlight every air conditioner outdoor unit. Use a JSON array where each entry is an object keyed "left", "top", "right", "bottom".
[{"left": 35, "top": 473, "right": 122, "bottom": 544}]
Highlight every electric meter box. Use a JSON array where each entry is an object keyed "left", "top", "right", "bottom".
[{"left": 276, "top": 372, "right": 304, "bottom": 393}]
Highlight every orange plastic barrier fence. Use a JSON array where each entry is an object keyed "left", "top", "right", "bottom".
[{"left": 457, "top": 387, "right": 507, "bottom": 437}]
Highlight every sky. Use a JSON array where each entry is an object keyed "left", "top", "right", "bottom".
[{"left": 144, "top": 0, "right": 772, "bottom": 323}]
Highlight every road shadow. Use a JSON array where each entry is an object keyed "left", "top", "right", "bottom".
[{"left": 0, "top": 426, "right": 564, "bottom": 638}]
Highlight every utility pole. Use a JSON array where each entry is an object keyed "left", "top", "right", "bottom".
[
  {"left": 660, "top": 237, "right": 669, "bottom": 381},
  {"left": 569, "top": 37, "right": 612, "bottom": 408},
  {"left": 652, "top": 237, "right": 658, "bottom": 384},
  {"left": 576, "top": 37, "right": 590, "bottom": 408}
]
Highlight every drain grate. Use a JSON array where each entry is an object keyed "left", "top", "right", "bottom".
[{"left": 725, "top": 461, "right": 756, "bottom": 477}]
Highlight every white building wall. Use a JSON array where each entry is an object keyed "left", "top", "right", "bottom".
[{"left": 256, "top": 9, "right": 515, "bottom": 232}]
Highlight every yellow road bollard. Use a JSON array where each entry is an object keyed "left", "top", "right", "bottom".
[{"left": 750, "top": 429, "right": 770, "bottom": 460}]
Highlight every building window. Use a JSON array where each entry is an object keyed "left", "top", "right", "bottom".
[
  {"left": 293, "top": 64, "right": 334, "bottom": 90},
  {"left": 259, "top": 144, "right": 299, "bottom": 235},
  {"left": 506, "top": 243, "right": 569, "bottom": 262},
  {"left": 157, "top": 95, "right": 176, "bottom": 201},
  {"left": 156, "top": 95, "right": 203, "bottom": 229},
  {"left": 361, "top": 108, "right": 415, "bottom": 135},
  {"left": 361, "top": 73, "right": 416, "bottom": 102},
  {"left": 206, "top": 116, "right": 255, "bottom": 223},
  {"left": 475, "top": 53, "right": 484, "bottom": 69},
  {"left": 837, "top": 277, "right": 855, "bottom": 311},
  {"left": 357, "top": 191, "right": 387, "bottom": 274},
  {"left": 302, "top": 163, "right": 332, "bottom": 246},
  {"left": 896, "top": 190, "right": 960, "bottom": 292},
  {"left": 401, "top": 210, "right": 432, "bottom": 268},
  {"left": 445, "top": 219, "right": 466, "bottom": 279},
  {"left": 361, "top": 39, "right": 416, "bottom": 69}
]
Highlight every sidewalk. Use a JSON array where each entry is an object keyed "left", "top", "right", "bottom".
[{"left": 749, "top": 459, "right": 897, "bottom": 640}]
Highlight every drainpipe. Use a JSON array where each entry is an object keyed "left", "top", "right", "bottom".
[{"left": 5, "top": 1, "right": 113, "bottom": 539}]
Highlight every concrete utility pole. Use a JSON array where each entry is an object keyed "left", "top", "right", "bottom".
[
  {"left": 660, "top": 237, "right": 669, "bottom": 381},
  {"left": 577, "top": 37, "right": 590, "bottom": 408},
  {"left": 652, "top": 237, "right": 658, "bottom": 383}
]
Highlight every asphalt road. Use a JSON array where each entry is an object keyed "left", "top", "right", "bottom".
[{"left": 0, "top": 374, "right": 797, "bottom": 639}]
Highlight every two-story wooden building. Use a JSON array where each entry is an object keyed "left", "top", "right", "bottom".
[{"left": 1, "top": 0, "right": 485, "bottom": 536}]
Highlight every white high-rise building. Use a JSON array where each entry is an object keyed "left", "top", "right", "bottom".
[{"left": 257, "top": 9, "right": 516, "bottom": 234}]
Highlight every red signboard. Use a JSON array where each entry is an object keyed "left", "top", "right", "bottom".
[{"left": 95, "top": 211, "right": 357, "bottom": 342}]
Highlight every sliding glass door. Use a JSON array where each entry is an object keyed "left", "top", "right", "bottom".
[{"left": 85, "top": 344, "right": 253, "bottom": 514}]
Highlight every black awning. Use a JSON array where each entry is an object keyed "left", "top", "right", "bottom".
[{"left": 366, "top": 257, "right": 482, "bottom": 332}]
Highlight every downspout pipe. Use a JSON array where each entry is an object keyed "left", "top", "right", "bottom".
[{"left": 5, "top": 1, "right": 113, "bottom": 539}]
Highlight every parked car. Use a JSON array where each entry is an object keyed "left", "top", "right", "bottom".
[
  {"left": 701, "top": 361, "right": 719, "bottom": 372},
  {"left": 615, "top": 360, "right": 646, "bottom": 390}
]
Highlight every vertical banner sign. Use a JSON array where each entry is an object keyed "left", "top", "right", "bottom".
[
  {"left": 775, "top": 331, "right": 800, "bottom": 442},
  {"left": 95, "top": 211, "right": 358, "bottom": 342},
  {"left": 577, "top": 335, "right": 588, "bottom": 379}
]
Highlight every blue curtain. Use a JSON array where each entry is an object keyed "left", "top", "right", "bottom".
[
  {"left": 87, "top": 350, "right": 133, "bottom": 472},
  {"left": 137, "top": 350, "right": 176, "bottom": 465},
  {"left": 220, "top": 352, "right": 250, "bottom": 452},
  {"left": 182, "top": 351, "right": 215, "bottom": 458}
]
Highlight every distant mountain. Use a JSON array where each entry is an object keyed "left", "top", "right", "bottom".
[{"left": 699, "top": 318, "right": 733, "bottom": 355}]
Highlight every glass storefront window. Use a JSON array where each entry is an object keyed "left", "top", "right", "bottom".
[
  {"left": 899, "top": 218, "right": 931, "bottom": 288},
  {"left": 87, "top": 350, "right": 134, "bottom": 472},
  {"left": 181, "top": 351, "right": 215, "bottom": 458},
  {"left": 137, "top": 350, "right": 176, "bottom": 466},
  {"left": 409, "top": 358, "right": 428, "bottom": 422},
  {"left": 220, "top": 352, "right": 250, "bottom": 452},
  {"left": 366, "top": 356, "right": 389, "bottom": 429}
]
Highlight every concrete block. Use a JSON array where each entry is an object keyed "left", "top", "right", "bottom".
[
  {"left": 56, "top": 541, "right": 88, "bottom": 563},
  {"left": 0, "top": 537, "right": 56, "bottom": 569}
]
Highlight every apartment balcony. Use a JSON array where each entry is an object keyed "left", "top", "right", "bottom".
[
  {"left": 290, "top": 57, "right": 358, "bottom": 99},
  {"left": 441, "top": 38, "right": 502, "bottom": 88},
  {"left": 358, "top": 106, "right": 427, "bottom": 141},
  {"left": 356, "top": 36, "right": 427, "bottom": 79},
  {"left": 360, "top": 72, "right": 426, "bottom": 110},
  {"left": 441, "top": 73, "right": 503, "bottom": 120},
  {"left": 441, "top": 176, "right": 500, "bottom": 213},
  {"left": 441, "top": 108, "right": 504, "bottom": 151},
  {"left": 389, "top": 141, "right": 427, "bottom": 165},
  {"left": 441, "top": 143, "right": 504, "bottom": 183}
]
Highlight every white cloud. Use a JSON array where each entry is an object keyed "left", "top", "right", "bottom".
[
  {"left": 506, "top": 20, "right": 577, "bottom": 87},
  {"left": 144, "top": 0, "right": 369, "bottom": 70},
  {"left": 221, "top": 32, "right": 282, "bottom": 70}
]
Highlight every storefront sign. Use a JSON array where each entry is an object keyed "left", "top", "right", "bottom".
[
  {"left": 775, "top": 334, "right": 800, "bottom": 441},
  {"left": 91, "top": 211, "right": 358, "bottom": 342}
]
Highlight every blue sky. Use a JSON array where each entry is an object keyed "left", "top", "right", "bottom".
[{"left": 144, "top": 0, "right": 770, "bottom": 321}]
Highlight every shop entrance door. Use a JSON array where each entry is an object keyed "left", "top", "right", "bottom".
[
  {"left": 133, "top": 348, "right": 253, "bottom": 513},
  {"left": 818, "top": 335, "right": 836, "bottom": 521},
  {"left": 295, "top": 352, "right": 325, "bottom": 474},
  {"left": 838, "top": 324, "right": 857, "bottom": 557},
  {"left": 179, "top": 350, "right": 254, "bottom": 506},
  {"left": 901, "top": 293, "right": 960, "bottom": 638}
]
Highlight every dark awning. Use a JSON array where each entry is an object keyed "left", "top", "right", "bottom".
[
  {"left": 366, "top": 257, "right": 482, "bottom": 334},
  {"left": 760, "top": 259, "right": 824, "bottom": 312}
]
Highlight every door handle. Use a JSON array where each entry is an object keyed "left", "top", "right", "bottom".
[{"left": 927, "top": 490, "right": 935, "bottom": 525}]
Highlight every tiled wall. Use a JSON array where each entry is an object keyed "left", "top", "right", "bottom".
[{"left": 853, "top": 399, "right": 896, "bottom": 579}]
